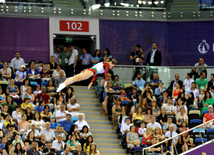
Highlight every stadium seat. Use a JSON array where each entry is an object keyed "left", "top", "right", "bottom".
[
  {"left": 0, "top": 81, "right": 9, "bottom": 93},
  {"left": 41, "top": 81, "right": 48, "bottom": 86},
  {"left": 189, "top": 119, "right": 202, "bottom": 128},
  {"left": 195, "top": 138, "right": 207, "bottom": 147},
  {"left": 30, "top": 81, "right": 37, "bottom": 86},
  {"left": 191, "top": 128, "right": 205, "bottom": 139},
  {"left": 124, "top": 84, "right": 132, "bottom": 89},
  {"left": 206, "top": 129, "right": 214, "bottom": 141},
  {"left": 71, "top": 117, "right": 78, "bottom": 122},
  {"left": 189, "top": 110, "right": 200, "bottom": 121},
  {"left": 202, "top": 110, "right": 209, "bottom": 116},
  {"left": 13, "top": 98, "right": 21, "bottom": 105}
]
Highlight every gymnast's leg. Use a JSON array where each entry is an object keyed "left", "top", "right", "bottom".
[{"left": 56, "top": 70, "right": 94, "bottom": 92}]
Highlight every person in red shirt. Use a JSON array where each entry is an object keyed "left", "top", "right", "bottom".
[
  {"left": 203, "top": 105, "right": 214, "bottom": 129},
  {"left": 36, "top": 86, "right": 50, "bottom": 105}
]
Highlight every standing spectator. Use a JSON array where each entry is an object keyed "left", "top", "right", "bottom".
[
  {"left": 147, "top": 115, "right": 161, "bottom": 130},
  {"left": 40, "top": 122, "right": 55, "bottom": 141},
  {"left": 91, "top": 49, "right": 101, "bottom": 66},
  {"left": 150, "top": 74, "right": 162, "bottom": 91},
  {"left": 56, "top": 104, "right": 67, "bottom": 124},
  {"left": 6, "top": 79, "right": 19, "bottom": 98},
  {"left": 55, "top": 71, "right": 67, "bottom": 88},
  {"left": 36, "top": 86, "right": 50, "bottom": 105},
  {"left": 112, "top": 75, "right": 123, "bottom": 90},
  {"left": 52, "top": 134, "right": 65, "bottom": 152},
  {"left": 168, "top": 74, "right": 183, "bottom": 96},
  {"left": 196, "top": 71, "right": 208, "bottom": 91},
  {"left": 57, "top": 45, "right": 69, "bottom": 75},
  {"left": 0, "top": 62, "right": 11, "bottom": 82},
  {"left": 26, "top": 141, "right": 40, "bottom": 155},
  {"left": 183, "top": 73, "right": 194, "bottom": 91},
  {"left": 27, "top": 61, "right": 41, "bottom": 84},
  {"left": 48, "top": 55, "right": 57, "bottom": 75},
  {"left": 40, "top": 65, "right": 51, "bottom": 82},
  {"left": 54, "top": 46, "right": 61, "bottom": 64},
  {"left": 68, "top": 45, "right": 78, "bottom": 77},
  {"left": 201, "top": 91, "right": 214, "bottom": 116},
  {"left": 10, "top": 52, "right": 25, "bottom": 73},
  {"left": 75, "top": 113, "right": 90, "bottom": 131},
  {"left": 131, "top": 73, "right": 146, "bottom": 92},
  {"left": 15, "top": 65, "right": 26, "bottom": 82},
  {"left": 80, "top": 48, "right": 92, "bottom": 69},
  {"left": 61, "top": 114, "right": 74, "bottom": 134},
  {"left": 52, "top": 65, "right": 66, "bottom": 80},
  {"left": 130, "top": 44, "right": 143, "bottom": 65},
  {"left": 191, "top": 57, "right": 207, "bottom": 81}
]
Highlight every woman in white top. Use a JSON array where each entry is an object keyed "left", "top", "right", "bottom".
[
  {"left": 174, "top": 98, "right": 188, "bottom": 115},
  {"left": 20, "top": 79, "right": 30, "bottom": 96},
  {"left": 0, "top": 62, "right": 11, "bottom": 82},
  {"left": 12, "top": 105, "right": 22, "bottom": 123},
  {"left": 31, "top": 111, "right": 44, "bottom": 131},
  {"left": 88, "top": 143, "right": 100, "bottom": 155},
  {"left": 33, "top": 84, "right": 41, "bottom": 97}
]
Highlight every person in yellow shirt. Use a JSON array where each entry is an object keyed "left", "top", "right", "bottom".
[
  {"left": 132, "top": 107, "right": 145, "bottom": 127},
  {"left": 21, "top": 98, "right": 33, "bottom": 114},
  {"left": 3, "top": 114, "right": 14, "bottom": 129},
  {"left": 40, "top": 105, "right": 52, "bottom": 122}
]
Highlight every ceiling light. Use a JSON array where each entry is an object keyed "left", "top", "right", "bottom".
[
  {"left": 142, "top": 1, "right": 146, "bottom": 4},
  {"left": 92, "top": 4, "right": 101, "bottom": 10},
  {"left": 148, "top": 1, "right": 152, "bottom": 5},
  {"left": 160, "top": 0, "right": 164, "bottom": 4},
  {"left": 104, "top": 3, "right": 110, "bottom": 7},
  {"left": 154, "top": 1, "right": 159, "bottom": 4},
  {"left": 121, "top": 3, "right": 129, "bottom": 7},
  {"left": 138, "top": 1, "right": 142, "bottom": 4}
]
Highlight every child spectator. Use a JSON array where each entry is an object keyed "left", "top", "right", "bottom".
[
  {"left": 33, "top": 84, "right": 41, "bottom": 97},
  {"left": 50, "top": 115, "right": 58, "bottom": 132},
  {"left": 138, "top": 122, "right": 146, "bottom": 137},
  {"left": 35, "top": 100, "right": 44, "bottom": 114},
  {"left": 15, "top": 65, "right": 26, "bottom": 82},
  {"left": 36, "top": 61, "right": 43, "bottom": 72},
  {"left": 199, "top": 89, "right": 205, "bottom": 103},
  {"left": 40, "top": 64, "right": 51, "bottom": 82}
]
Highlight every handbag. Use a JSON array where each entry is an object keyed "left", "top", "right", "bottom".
[{"left": 133, "top": 140, "right": 141, "bottom": 145}]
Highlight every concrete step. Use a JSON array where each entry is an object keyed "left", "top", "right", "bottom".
[
  {"left": 72, "top": 85, "right": 92, "bottom": 90},
  {"left": 81, "top": 106, "right": 103, "bottom": 111},
  {"left": 101, "top": 154, "right": 126, "bottom": 155},
  {"left": 93, "top": 134, "right": 117, "bottom": 139},
  {"left": 75, "top": 98, "right": 99, "bottom": 102},
  {"left": 86, "top": 116, "right": 109, "bottom": 120},
  {"left": 86, "top": 120, "right": 112, "bottom": 125},
  {"left": 90, "top": 124, "right": 113, "bottom": 130},
  {"left": 74, "top": 90, "right": 95, "bottom": 94},
  {"left": 80, "top": 111, "right": 103, "bottom": 115},
  {"left": 99, "top": 149, "right": 126, "bottom": 154},
  {"left": 90, "top": 129, "right": 116, "bottom": 134},
  {"left": 94, "top": 138, "right": 120, "bottom": 143},
  {"left": 96, "top": 144, "right": 121, "bottom": 149},
  {"left": 75, "top": 94, "right": 97, "bottom": 98},
  {"left": 78, "top": 102, "right": 101, "bottom": 106}
]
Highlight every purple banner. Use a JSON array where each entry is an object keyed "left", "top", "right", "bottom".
[
  {"left": 183, "top": 142, "right": 213, "bottom": 155},
  {"left": 0, "top": 17, "right": 49, "bottom": 63},
  {"left": 100, "top": 20, "right": 214, "bottom": 66}
]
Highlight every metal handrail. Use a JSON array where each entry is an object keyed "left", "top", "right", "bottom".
[
  {"left": 142, "top": 118, "right": 214, "bottom": 155},
  {"left": 114, "top": 65, "right": 214, "bottom": 69}
]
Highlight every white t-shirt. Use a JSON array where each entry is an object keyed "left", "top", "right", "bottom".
[
  {"left": 147, "top": 122, "right": 161, "bottom": 130},
  {"left": 12, "top": 111, "right": 22, "bottom": 123},
  {"left": 67, "top": 103, "right": 80, "bottom": 112},
  {"left": 33, "top": 90, "right": 41, "bottom": 97},
  {"left": 26, "top": 129, "right": 40, "bottom": 137},
  {"left": 121, "top": 123, "right": 133, "bottom": 134},
  {"left": 174, "top": 105, "right": 187, "bottom": 115},
  {"left": 32, "top": 120, "right": 45, "bottom": 129},
  {"left": 75, "top": 120, "right": 90, "bottom": 131},
  {"left": 52, "top": 139, "right": 65, "bottom": 151},
  {"left": 161, "top": 104, "right": 175, "bottom": 113},
  {"left": 15, "top": 70, "right": 26, "bottom": 81},
  {"left": 56, "top": 111, "right": 67, "bottom": 123},
  {"left": 165, "top": 131, "right": 178, "bottom": 144},
  {"left": 183, "top": 79, "right": 194, "bottom": 90},
  {"left": 138, "top": 127, "right": 146, "bottom": 135}
]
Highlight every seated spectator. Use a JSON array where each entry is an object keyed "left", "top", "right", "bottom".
[
  {"left": 141, "top": 127, "right": 153, "bottom": 148},
  {"left": 26, "top": 123, "right": 41, "bottom": 140},
  {"left": 126, "top": 125, "right": 140, "bottom": 149},
  {"left": 46, "top": 80, "right": 56, "bottom": 94},
  {"left": 91, "top": 49, "right": 101, "bottom": 66},
  {"left": 153, "top": 127, "right": 165, "bottom": 142},
  {"left": 40, "top": 105, "right": 52, "bottom": 122},
  {"left": 22, "top": 86, "right": 35, "bottom": 107},
  {"left": 15, "top": 65, "right": 26, "bottom": 82},
  {"left": 25, "top": 131, "right": 35, "bottom": 145},
  {"left": 32, "top": 111, "right": 45, "bottom": 131},
  {"left": 48, "top": 55, "right": 57, "bottom": 74},
  {"left": 144, "top": 108, "right": 153, "bottom": 123},
  {"left": 79, "top": 126, "right": 92, "bottom": 147},
  {"left": 65, "top": 87, "right": 74, "bottom": 104},
  {"left": 52, "top": 65, "right": 66, "bottom": 80},
  {"left": 12, "top": 132, "right": 24, "bottom": 147},
  {"left": 100, "top": 73, "right": 112, "bottom": 89},
  {"left": 203, "top": 105, "right": 214, "bottom": 129},
  {"left": 174, "top": 98, "right": 188, "bottom": 115},
  {"left": 148, "top": 137, "right": 162, "bottom": 155},
  {"left": 138, "top": 98, "right": 148, "bottom": 114},
  {"left": 67, "top": 97, "right": 80, "bottom": 115},
  {"left": 183, "top": 73, "right": 194, "bottom": 91},
  {"left": 73, "top": 143, "right": 87, "bottom": 155},
  {"left": 1, "top": 105, "right": 9, "bottom": 119},
  {"left": 36, "top": 61, "right": 43, "bottom": 72},
  {"left": 3, "top": 114, "right": 14, "bottom": 130},
  {"left": 0, "top": 113, "right": 5, "bottom": 130},
  {"left": 117, "top": 109, "right": 128, "bottom": 131},
  {"left": 61, "top": 146, "right": 73, "bottom": 155},
  {"left": 0, "top": 137, "right": 7, "bottom": 153},
  {"left": 40, "top": 65, "right": 51, "bottom": 82},
  {"left": 102, "top": 88, "right": 116, "bottom": 116},
  {"left": 165, "top": 125, "right": 178, "bottom": 154},
  {"left": 121, "top": 117, "right": 133, "bottom": 143},
  {"left": 185, "top": 82, "right": 199, "bottom": 99},
  {"left": 141, "top": 82, "right": 153, "bottom": 98},
  {"left": 0, "top": 87, "right": 6, "bottom": 103},
  {"left": 20, "top": 79, "right": 30, "bottom": 97},
  {"left": 150, "top": 74, "right": 162, "bottom": 92},
  {"left": 67, "top": 134, "right": 79, "bottom": 151},
  {"left": 208, "top": 74, "right": 214, "bottom": 90},
  {"left": 132, "top": 107, "right": 145, "bottom": 127},
  {"left": 26, "top": 107, "right": 33, "bottom": 123},
  {"left": 159, "top": 90, "right": 168, "bottom": 107},
  {"left": 3, "top": 141, "right": 13, "bottom": 155},
  {"left": 138, "top": 122, "right": 146, "bottom": 137},
  {"left": 179, "top": 129, "right": 190, "bottom": 153},
  {"left": 40, "top": 122, "right": 55, "bottom": 141},
  {"left": 201, "top": 91, "right": 214, "bottom": 116},
  {"left": 154, "top": 82, "right": 165, "bottom": 99},
  {"left": 103, "top": 81, "right": 114, "bottom": 102},
  {"left": 27, "top": 60, "right": 41, "bottom": 84},
  {"left": 33, "top": 84, "right": 41, "bottom": 97},
  {"left": 26, "top": 141, "right": 40, "bottom": 155},
  {"left": 151, "top": 101, "right": 160, "bottom": 117},
  {"left": 1, "top": 95, "right": 17, "bottom": 115},
  {"left": 61, "top": 114, "right": 74, "bottom": 134},
  {"left": 161, "top": 97, "right": 175, "bottom": 118},
  {"left": 56, "top": 104, "right": 67, "bottom": 124},
  {"left": 55, "top": 126, "right": 67, "bottom": 141},
  {"left": 3, "top": 124, "right": 14, "bottom": 141},
  {"left": 163, "top": 117, "right": 177, "bottom": 133},
  {"left": 12, "top": 105, "right": 22, "bottom": 124},
  {"left": 112, "top": 99, "right": 122, "bottom": 130},
  {"left": 125, "top": 101, "right": 135, "bottom": 117},
  {"left": 210, "top": 86, "right": 214, "bottom": 98},
  {"left": 145, "top": 91, "right": 156, "bottom": 106},
  {"left": 54, "top": 95, "right": 65, "bottom": 112},
  {"left": 42, "top": 141, "right": 55, "bottom": 154},
  {"left": 129, "top": 88, "right": 139, "bottom": 103},
  {"left": 38, "top": 134, "right": 46, "bottom": 152},
  {"left": 0, "top": 62, "right": 11, "bottom": 82},
  {"left": 172, "top": 83, "right": 182, "bottom": 102},
  {"left": 36, "top": 86, "right": 51, "bottom": 106},
  {"left": 179, "top": 121, "right": 189, "bottom": 133},
  {"left": 119, "top": 88, "right": 130, "bottom": 102},
  {"left": 168, "top": 74, "right": 183, "bottom": 96},
  {"left": 68, "top": 124, "right": 80, "bottom": 140},
  {"left": 75, "top": 113, "right": 90, "bottom": 131},
  {"left": 112, "top": 75, "right": 123, "bottom": 90},
  {"left": 88, "top": 143, "right": 100, "bottom": 155},
  {"left": 6, "top": 79, "right": 19, "bottom": 98},
  {"left": 158, "top": 108, "right": 167, "bottom": 128},
  {"left": 199, "top": 89, "right": 205, "bottom": 103},
  {"left": 52, "top": 134, "right": 65, "bottom": 153},
  {"left": 50, "top": 115, "right": 58, "bottom": 132},
  {"left": 18, "top": 114, "right": 29, "bottom": 132},
  {"left": 55, "top": 71, "right": 67, "bottom": 88},
  {"left": 21, "top": 98, "right": 33, "bottom": 114},
  {"left": 176, "top": 107, "right": 188, "bottom": 127},
  {"left": 147, "top": 115, "right": 161, "bottom": 130},
  {"left": 131, "top": 73, "right": 146, "bottom": 92},
  {"left": 35, "top": 100, "right": 44, "bottom": 114},
  {"left": 186, "top": 92, "right": 198, "bottom": 110},
  {"left": 196, "top": 71, "right": 208, "bottom": 91},
  {"left": 83, "top": 135, "right": 93, "bottom": 153}
]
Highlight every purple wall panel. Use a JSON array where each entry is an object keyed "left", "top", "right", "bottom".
[
  {"left": 0, "top": 17, "right": 49, "bottom": 63},
  {"left": 184, "top": 142, "right": 213, "bottom": 155}
]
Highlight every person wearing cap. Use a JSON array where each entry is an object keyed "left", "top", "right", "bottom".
[
  {"left": 10, "top": 51, "right": 25, "bottom": 73},
  {"left": 61, "top": 113, "right": 74, "bottom": 134},
  {"left": 15, "top": 65, "right": 26, "bottom": 82},
  {"left": 50, "top": 115, "right": 58, "bottom": 132},
  {"left": 203, "top": 105, "right": 214, "bottom": 129}
]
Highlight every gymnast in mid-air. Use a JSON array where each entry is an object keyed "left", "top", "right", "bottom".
[{"left": 56, "top": 58, "right": 117, "bottom": 92}]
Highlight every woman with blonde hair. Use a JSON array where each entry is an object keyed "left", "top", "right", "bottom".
[
  {"left": 141, "top": 127, "right": 153, "bottom": 148},
  {"left": 153, "top": 127, "right": 165, "bottom": 142},
  {"left": 22, "top": 86, "right": 35, "bottom": 107},
  {"left": 57, "top": 59, "right": 117, "bottom": 92},
  {"left": 88, "top": 142, "right": 100, "bottom": 155}
]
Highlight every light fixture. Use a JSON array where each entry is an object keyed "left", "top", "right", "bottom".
[
  {"left": 0, "top": 0, "right": 5, "bottom": 3},
  {"left": 126, "top": 14, "right": 129, "bottom": 16},
  {"left": 148, "top": 1, "right": 152, "bottom": 5},
  {"left": 92, "top": 4, "right": 101, "bottom": 10},
  {"left": 41, "top": 10, "right": 44, "bottom": 13},
  {"left": 126, "top": 11, "right": 129, "bottom": 13},
  {"left": 29, "top": 7, "right": 31, "bottom": 9},
  {"left": 70, "top": 11, "right": 73, "bottom": 14},
  {"left": 100, "top": 13, "right": 103, "bottom": 15},
  {"left": 104, "top": 3, "right": 110, "bottom": 7},
  {"left": 151, "top": 15, "right": 154, "bottom": 17},
  {"left": 121, "top": 3, "right": 129, "bottom": 7},
  {"left": 142, "top": 1, "right": 146, "bottom": 4},
  {"left": 112, "top": 13, "right": 115, "bottom": 16},
  {"left": 29, "top": 10, "right": 31, "bottom": 13},
  {"left": 160, "top": 0, "right": 164, "bottom": 4},
  {"left": 138, "top": 1, "right": 142, "bottom": 4},
  {"left": 58, "top": 11, "right": 61, "bottom": 14},
  {"left": 117, "top": 13, "right": 120, "bottom": 16},
  {"left": 154, "top": 1, "right": 159, "bottom": 5},
  {"left": 71, "top": 9, "right": 73, "bottom": 11}
]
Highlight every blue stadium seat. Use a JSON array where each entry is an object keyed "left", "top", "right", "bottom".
[
  {"left": 30, "top": 81, "right": 37, "bottom": 86},
  {"left": 71, "top": 117, "right": 78, "bottom": 122},
  {"left": 207, "top": 129, "right": 214, "bottom": 141},
  {"left": 139, "top": 137, "right": 143, "bottom": 143},
  {"left": 191, "top": 128, "right": 205, "bottom": 139},
  {"left": 195, "top": 138, "right": 207, "bottom": 146},
  {"left": 190, "top": 119, "right": 202, "bottom": 128},
  {"left": 201, "top": 0, "right": 213, "bottom": 4},
  {"left": 202, "top": 110, "right": 209, "bottom": 116},
  {"left": 41, "top": 81, "right": 48, "bottom": 86}
]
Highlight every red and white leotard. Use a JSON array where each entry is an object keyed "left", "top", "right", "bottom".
[{"left": 85, "top": 62, "right": 110, "bottom": 84}]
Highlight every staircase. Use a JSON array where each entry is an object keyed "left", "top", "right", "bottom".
[
  {"left": 73, "top": 85, "right": 126, "bottom": 155},
  {"left": 169, "top": 0, "right": 199, "bottom": 11}
]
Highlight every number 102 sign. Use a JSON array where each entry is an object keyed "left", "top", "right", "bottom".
[{"left": 59, "top": 20, "right": 89, "bottom": 32}]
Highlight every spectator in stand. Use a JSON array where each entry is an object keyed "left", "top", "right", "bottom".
[
  {"left": 0, "top": 137, "right": 7, "bottom": 153},
  {"left": 52, "top": 65, "right": 66, "bottom": 80},
  {"left": 42, "top": 141, "right": 55, "bottom": 154},
  {"left": 201, "top": 91, "right": 214, "bottom": 116},
  {"left": 191, "top": 57, "right": 207, "bottom": 81},
  {"left": 20, "top": 79, "right": 30, "bottom": 97},
  {"left": 174, "top": 98, "right": 188, "bottom": 115},
  {"left": 12, "top": 105, "right": 22, "bottom": 124},
  {"left": 25, "top": 131, "right": 35, "bottom": 145},
  {"left": 158, "top": 107, "right": 167, "bottom": 128},
  {"left": 65, "top": 87, "right": 74, "bottom": 104},
  {"left": 185, "top": 82, "right": 199, "bottom": 99},
  {"left": 1, "top": 95, "right": 17, "bottom": 115},
  {"left": 104, "top": 48, "right": 112, "bottom": 59},
  {"left": 80, "top": 48, "right": 92, "bottom": 70},
  {"left": 155, "top": 82, "right": 165, "bottom": 99},
  {"left": 140, "top": 127, "right": 153, "bottom": 148},
  {"left": 168, "top": 74, "right": 183, "bottom": 96},
  {"left": 10, "top": 52, "right": 25, "bottom": 73},
  {"left": 55, "top": 127, "right": 68, "bottom": 142},
  {"left": 1, "top": 105, "right": 9, "bottom": 119},
  {"left": 148, "top": 137, "right": 162, "bottom": 155},
  {"left": 203, "top": 105, "right": 214, "bottom": 129},
  {"left": 26, "top": 107, "right": 34, "bottom": 123},
  {"left": 57, "top": 45, "right": 69, "bottom": 75},
  {"left": 73, "top": 143, "right": 86, "bottom": 155},
  {"left": 26, "top": 123, "right": 41, "bottom": 140},
  {"left": 36, "top": 86, "right": 50, "bottom": 106},
  {"left": 100, "top": 73, "right": 112, "bottom": 89},
  {"left": 61, "top": 114, "right": 74, "bottom": 134},
  {"left": 130, "top": 44, "right": 143, "bottom": 65},
  {"left": 183, "top": 73, "right": 194, "bottom": 91},
  {"left": 61, "top": 146, "right": 72, "bottom": 155},
  {"left": 210, "top": 86, "right": 214, "bottom": 98},
  {"left": 153, "top": 127, "right": 165, "bottom": 143},
  {"left": 54, "top": 46, "right": 61, "bottom": 64},
  {"left": 112, "top": 99, "right": 122, "bottom": 130},
  {"left": 46, "top": 80, "right": 56, "bottom": 94},
  {"left": 91, "top": 49, "right": 101, "bottom": 66},
  {"left": 48, "top": 55, "right": 57, "bottom": 75},
  {"left": 132, "top": 106, "right": 145, "bottom": 127},
  {"left": 141, "top": 82, "right": 154, "bottom": 98},
  {"left": 88, "top": 143, "right": 100, "bottom": 155},
  {"left": 40, "top": 65, "right": 51, "bottom": 82},
  {"left": 21, "top": 98, "right": 33, "bottom": 114},
  {"left": 75, "top": 113, "right": 90, "bottom": 131},
  {"left": 56, "top": 104, "right": 67, "bottom": 124},
  {"left": 36, "top": 61, "right": 43, "bottom": 72},
  {"left": 40, "top": 122, "right": 55, "bottom": 141},
  {"left": 144, "top": 108, "right": 153, "bottom": 123},
  {"left": 6, "top": 79, "right": 19, "bottom": 98},
  {"left": 0, "top": 62, "right": 11, "bottom": 82},
  {"left": 151, "top": 101, "right": 160, "bottom": 117},
  {"left": 179, "top": 128, "right": 190, "bottom": 153},
  {"left": 172, "top": 83, "right": 183, "bottom": 104},
  {"left": 145, "top": 91, "right": 156, "bottom": 106},
  {"left": 163, "top": 117, "right": 177, "bottom": 133},
  {"left": 138, "top": 122, "right": 146, "bottom": 137},
  {"left": 150, "top": 74, "right": 162, "bottom": 92},
  {"left": 164, "top": 125, "right": 178, "bottom": 154},
  {"left": 52, "top": 134, "right": 65, "bottom": 153},
  {"left": 3, "top": 141, "right": 13, "bottom": 155},
  {"left": 27, "top": 141, "right": 40, "bottom": 155},
  {"left": 208, "top": 74, "right": 214, "bottom": 90},
  {"left": 50, "top": 115, "right": 58, "bottom": 132},
  {"left": 55, "top": 71, "right": 67, "bottom": 88},
  {"left": 79, "top": 126, "right": 92, "bottom": 147},
  {"left": 40, "top": 105, "right": 52, "bottom": 122},
  {"left": 0, "top": 88, "right": 6, "bottom": 103},
  {"left": 67, "top": 97, "right": 80, "bottom": 115},
  {"left": 131, "top": 73, "right": 146, "bottom": 92},
  {"left": 126, "top": 125, "right": 140, "bottom": 149},
  {"left": 32, "top": 111, "right": 45, "bottom": 131},
  {"left": 161, "top": 97, "right": 175, "bottom": 118},
  {"left": 18, "top": 114, "right": 29, "bottom": 132},
  {"left": 196, "top": 71, "right": 208, "bottom": 91},
  {"left": 22, "top": 87, "right": 35, "bottom": 107},
  {"left": 27, "top": 60, "right": 41, "bottom": 84},
  {"left": 186, "top": 92, "right": 198, "bottom": 110},
  {"left": 147, "top": 115, "right": 161, "bottom": 130},
  {"left": 68, "top": 45, "right": 78, "bottom": 77},
  {"left": 67, "top": 134, "right": 79, "bottom": 150},
  {"left": 15, "top": 65, "right": 26, "bottom": 83},
  {"left": 176, "top": 107, "right": 188, "bottom": 127},
  {"left": 112, "top": 75, "right": 123, "bottom": 90}
]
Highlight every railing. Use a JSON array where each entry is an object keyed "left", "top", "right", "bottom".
[{"left": 142, "top": 118, "right": 214, "bottom": 155}]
